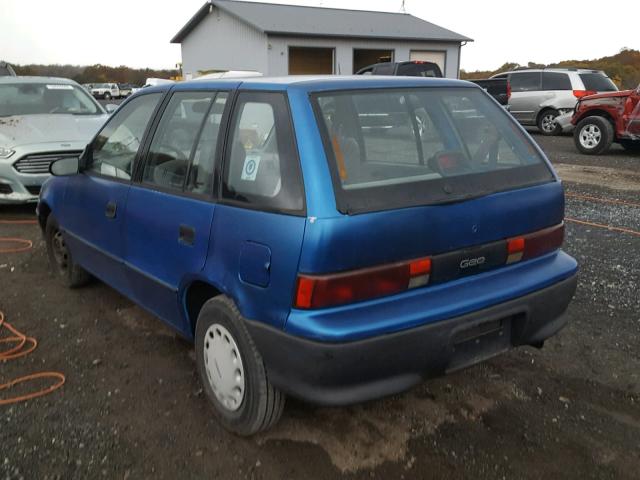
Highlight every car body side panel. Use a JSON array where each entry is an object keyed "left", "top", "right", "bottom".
[
  {"left": 286, "top": 87, "right": 337, "bottom": 219},
  {"left": 203, "top": 204, "right": 306, "bottom": 330},
  {"left": 61, "top": 173, "right": 131, "bottom": 288},
  {"left": 122, "top": 185, "right": 216, "bottom": 334}
]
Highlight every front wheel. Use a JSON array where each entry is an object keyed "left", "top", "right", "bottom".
[
  {"left": 195, "top": 296, "right": 285, "bottom": 436},
  {"left": 45, "top": 215, "right": 91, "bottom": 288},
  {"left": 574, "top": 116, "right": 614, "bottom": 155},
  {"left": 537, "top": 109, "right": 561, "bottom": 136},
  {"left": 104, "top": 92, "right": 112, "bottom": 100}
]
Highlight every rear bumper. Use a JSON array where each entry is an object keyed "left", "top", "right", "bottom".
[
  {"left": 556, "top": 112, "right": 575, "bottom": 133},
  {"left": 247, "top": 273, "right": 577, "bottom": 406}
]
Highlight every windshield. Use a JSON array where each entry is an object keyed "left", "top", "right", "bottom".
[
  {"left": 0, "top": 82, "right": 102, "bottom": 116},
  {"left": 579, "top": 73, "right": 617, "bottom": 92},
  {"left": 314, "top": 87, "right": 554, "bottom": 213}
]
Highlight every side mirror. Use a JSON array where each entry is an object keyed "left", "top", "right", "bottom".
[
  {"left": 105, "top": 104, "right": 119, "bottom": 113},
  {"left": 50, "top": 156, "right": 79, "bottom": 176}
]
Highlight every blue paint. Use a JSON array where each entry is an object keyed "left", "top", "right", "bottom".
[{"left": 39, "top": 76, "right": 577, "bottom": 346}]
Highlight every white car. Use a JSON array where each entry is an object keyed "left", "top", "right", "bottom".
[
  {"left": 91, "top": 82, "right": 121, "bottom": 100},
  {"left": 0, "top": 76, "right": 109, "bottom": 203}
]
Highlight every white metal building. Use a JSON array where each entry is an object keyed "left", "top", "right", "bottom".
[{"left": 171, "top": 0, "right": 472, "bottom": 80}]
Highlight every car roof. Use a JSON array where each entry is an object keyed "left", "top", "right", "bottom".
[
  {"left": 499, "top": 68, "right": 606, "bottom": 75},
  {"left": 171, "top": 75, "right": 472, "bottom": 93},
  {"left": 0, "top": 76, "right": 80, "bottom": 85}
]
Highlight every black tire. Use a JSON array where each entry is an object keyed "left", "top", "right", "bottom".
[
  {"left": 195, "top": 296, "right": 285, "bottom": 436},
  {"left": 45, "top": 214, "right": 91, "bottom": 288},
  {"left": 537, "top": 108, "right": 562, "bottom": 136},
  {"left": 104, "top": 92, "right": 111, "bottom": 100},
  {"left": 620, "top": 139, "right": 640, "bottom": 152},
  {"left": 574, "top": 116, "right": 614, "bottom": 155}
]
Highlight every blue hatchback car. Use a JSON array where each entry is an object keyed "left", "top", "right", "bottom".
[{"left": 38, "top": 76, "right": 578, "bottom": 435}]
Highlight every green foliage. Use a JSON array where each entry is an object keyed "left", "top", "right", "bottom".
[
  {"left": 12, "top": 63, "right": 179, "bottom": 86},
  {"left": 461, "top": 48, "right": 640, "bottom": 89}
]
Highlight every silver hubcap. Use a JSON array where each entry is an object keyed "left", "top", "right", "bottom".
[
  {"left": 203, "top": 324, "right": 245, "bottom": 411},
  {"left": 541, "top": 114, "right": 557, "bottom": 132},
  {"left": 579, "top": 124, "right": 601, "bottom": 149}
]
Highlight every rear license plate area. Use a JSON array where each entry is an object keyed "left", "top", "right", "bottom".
[{"left": 446, "top": 315, "right": 515, "bottom": 372}]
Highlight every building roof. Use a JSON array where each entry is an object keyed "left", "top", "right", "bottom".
[{"left": 171, "top": 0, "right": 472, "bottom": 44}]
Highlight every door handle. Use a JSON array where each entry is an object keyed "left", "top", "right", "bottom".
[
  {"left": 105, "top": 201, "right": 117, "bottom": 219},
  {"left": 179, "top": 224, "right": 195, "bottom": 246}
]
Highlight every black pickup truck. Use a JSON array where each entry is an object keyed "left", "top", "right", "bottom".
[{"left": 356, "top": 61, "right": 509, "bottom": 108}]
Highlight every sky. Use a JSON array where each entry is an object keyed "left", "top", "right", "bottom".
[{"left": 1, "top": 0, "right": 638, "bottom": 72}]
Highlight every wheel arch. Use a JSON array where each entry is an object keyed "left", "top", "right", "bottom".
[
  {"left": 575, "top": 110, "right": 616, "bottom": 128},
  {"left": 37, "top": 201, "right": 52, "bottom": 233},
  {"left": 183, "top": 279, "right": 223, "bottom": 336}
]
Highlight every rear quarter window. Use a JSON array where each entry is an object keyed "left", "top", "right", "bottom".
[
  {"left": 579, "top": 73, "right": 618, "bottom": 92},
  {"left": 221, "top": 91, "right": 305, "bottom": 215}
]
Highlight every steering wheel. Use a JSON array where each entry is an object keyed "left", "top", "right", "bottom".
[{"left": 49, "top": 106, "right": 65, "bottom": 114}]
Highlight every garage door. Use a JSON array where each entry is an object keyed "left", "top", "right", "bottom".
[
  {"left": 289, "top": 47, "right": 334, "bottom": 75},
  {"left": 410, "top": 51, "right": 446, "bottom": 74},
  {"left": 353, "top": 49, "right": 394, "bottom": 73}
]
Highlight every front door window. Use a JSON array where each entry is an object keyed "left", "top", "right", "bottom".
[{"left": 89, "top": 93, "right": 162, "bottom": 179}]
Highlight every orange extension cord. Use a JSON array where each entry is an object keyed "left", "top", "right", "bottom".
[
  {"left": 1, "top": 218, "right": 66, "bottom": 405},
  {"left": 564, "top": 191, "right": 640, "bottom": 237}
]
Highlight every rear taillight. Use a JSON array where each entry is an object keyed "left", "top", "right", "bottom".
[
  {"left": 507, "top": 81, "right": 511, "bottom": 101},
  {"left": 507, "top": 223, "right": 564, "bottom": 264},
  {"left": 522, "top": 223, "right": 565, "bottom": 259},
  {"left": 573, "top": 89, "right": 597, "bottom": 99},
  {"left": 294, "top": 257, "right": 431, "bottom": 309},
  {"left": 295, "top": 224, "right": 564, "bottom": 310}
]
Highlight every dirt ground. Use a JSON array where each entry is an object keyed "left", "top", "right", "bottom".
[{"left": 1, "top": 133, "right": 639, "bottom": 480}]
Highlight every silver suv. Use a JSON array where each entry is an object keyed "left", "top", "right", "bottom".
[{"left": 491, "top": 68, "right": 618, "bottom": 135}]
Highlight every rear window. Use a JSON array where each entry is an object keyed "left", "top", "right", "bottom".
[
  {"left": 396, "top": 63, "right": 442, "bottom": 78},
  {"left": 578, "top": 73, "right": 617, "bottom": 92},
  {"left": 313, "top": 87, "right": 554, "bottom": 214}
]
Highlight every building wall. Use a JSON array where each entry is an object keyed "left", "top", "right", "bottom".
[
  {"left": 266, "top": 35, "right": 462, "bottom": 78},
  {"left": 180, "top": 7, "right": 268, "bottom": 79}
]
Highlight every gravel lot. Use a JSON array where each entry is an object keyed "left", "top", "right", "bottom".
[{"left": 1, "top": 132, "right": 639, "bottom": 479}]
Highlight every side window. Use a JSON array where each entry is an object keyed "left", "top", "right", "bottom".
[
  {"left": 90, "top": 93, "right": 161, "bottom": 179},
  {"left": 542, "top": 72, "right": 572, "bottom": 90},
  {"left": 222, "top": 92, "right": 304, "bottom": 213},
  {"left": 509, "top": 72, "right": 541, "bottom": 92},
  {"left": 142, "top": 91, "right": 214, "bottom": 191},
  {"left": 186, "top": 92, "right": 228, "bottom": 194}
]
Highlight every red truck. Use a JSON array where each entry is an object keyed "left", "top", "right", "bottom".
[{"left": 571, "top": 84, "right": 640, "bottom": 154}]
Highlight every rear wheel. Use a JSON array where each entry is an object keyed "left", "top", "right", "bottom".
[
  {"left": 104, "top": 92, "right": 112, "bottom": 100},
  {"left": 620, "top": 139, "right": 640, "bottom": 152},
  {"left": 537, "top": 109, "right": 561, "bottom": 136},
  {"left": 45, "top": 215, "right": 91, "bottom": 288},
  {"left": 574, "top": 116, "right": 614, "bottom": 155},
  {"left": 195, "top": 296, "right": 284, "bottom": 435}
]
